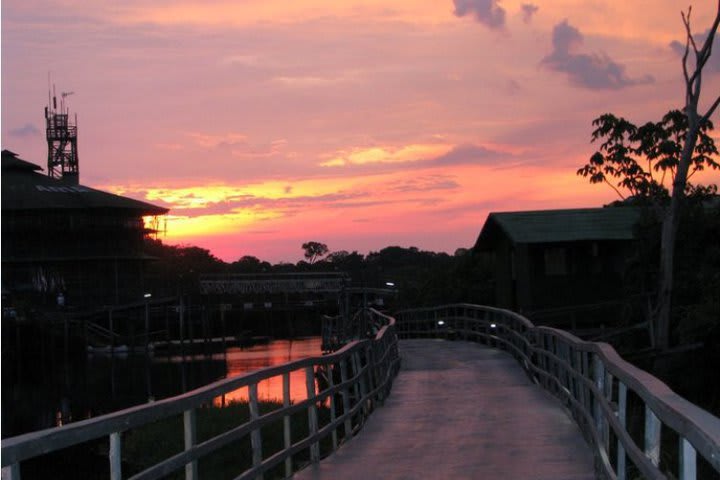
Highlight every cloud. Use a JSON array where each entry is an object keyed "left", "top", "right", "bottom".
[
  {"left": 429, "top": 144, "right": 507, "bottom": 166},
  {"left": 520, "top": 3, "right": 538, "bottom": 24},
  {"left": 319, "top": 143, "right": 452, "bottom": 167},
  {"left": 453, "top": 0, "right": 505, "bottom": 30},
  {"left": 319, "top": 143, "right": 511, "bottom": 171},
  {"left": 669, "top": 29, "right": 720, "bottom": 74},
  {"left": 188, "top": 132, "right": 247, "bottom": 148},
  {"left": 541, "top": 20, "right": 654, "bottom": 90},
  {"left": 8, "top": 123, "right": 41, "bottom": 138},
  {"left": 387, "top": 175, "right": 461, "bottom": 193}
]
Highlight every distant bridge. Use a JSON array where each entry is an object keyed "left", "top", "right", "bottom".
[
  {"left": 2, "top": 305, "right": 719, "bottom": 479},
  {"left": 198, "top": 273, "right": 349, "bottom": 295}
]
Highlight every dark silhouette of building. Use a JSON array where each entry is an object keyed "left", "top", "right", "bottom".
[
  {"left": 474, "top": 207, "right": 642, "bottom": 328},
  {"left": 1, "top": 150, "right": 168, "bottom": 308}
]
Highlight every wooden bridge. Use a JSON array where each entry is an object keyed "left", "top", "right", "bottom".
[{"left": 3, "top": 305, "right": 720, "bottom": 479}]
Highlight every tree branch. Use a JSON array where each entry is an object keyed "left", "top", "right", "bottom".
[
  {"left": 695, "top": 1, "right": 720, "bottom": 72},
  {"left": 701, "top": 95, "right": 720, "bottom": 125},
  {"left": 603, "top": 178, "right": 626, "bottom": 200},
  {"left": 682, "top": 29, "right": 691, "bottom": 101}
]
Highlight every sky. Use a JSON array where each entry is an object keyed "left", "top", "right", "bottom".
[{"left": 3, "top": 0, "right": 720, "bottom": 263}]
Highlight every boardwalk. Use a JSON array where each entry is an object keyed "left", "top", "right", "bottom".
[{"left": 296, "top": 339, "right": 596, "bottom": 480}]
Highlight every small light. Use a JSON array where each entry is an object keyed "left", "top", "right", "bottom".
[
  {"left": 144, "top": 293, "right": 152, "bottom": 299},
  {"left": 490, "top": 323, "right": 497, "bottom": 328},
  {"left": 437, "top": 320, "right": 445, "bottom": 326},
  {"left": 385, "top": 282, "right": 395, "bottom": 287}
]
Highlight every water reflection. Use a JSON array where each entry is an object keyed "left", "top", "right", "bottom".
[
  {"left": 214, "top": 338, "right": 321, "bottom": 405},
  {"left": 2, "top": 337, "right": 322, "bottom": 438}
]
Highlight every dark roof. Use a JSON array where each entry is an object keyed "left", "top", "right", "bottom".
[
  {"left": 475, "top": 207, "right": 642, "bottom": 247},
  {"left": 1, "top": 150, "right": 168, "bottom": 215},
  {"left": 2, "top": 150, "right": 43, "bottom": 172}
]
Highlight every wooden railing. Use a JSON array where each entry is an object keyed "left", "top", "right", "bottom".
[
  {"left": 1, "top": 309, "right": 400, "bottom": 480},
  {"left": 395, "top": 304, "right": 720, "bottom": 480}
]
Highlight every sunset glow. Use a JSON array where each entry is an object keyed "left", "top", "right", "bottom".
[{"left": 3, "top": 0, "right": 719, "bottom": 262}]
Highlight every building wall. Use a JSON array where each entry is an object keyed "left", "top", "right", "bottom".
[
  {"left": 2, "top": 209, "right": 152, "bottom": 307},
  {"left": 489, "top": 239, "right": 635, "bottom": 325}
]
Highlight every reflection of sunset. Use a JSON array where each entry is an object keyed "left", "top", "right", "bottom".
[{"left": 213, "top": 338, "right": 322, "bottom": 407}]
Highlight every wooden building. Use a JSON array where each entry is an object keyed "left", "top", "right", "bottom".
[
  {"left": 1, "top": 150, "right": 168, "bottom": 308},
  {"left": 474, "top": 207, "right": 642, "bottom": 326}
]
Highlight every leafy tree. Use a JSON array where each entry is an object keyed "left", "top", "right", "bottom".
[
  {"left": 577, "top": 110, "right": 718, "bottom": 202},
  {"left": 230, "top": 255, "right": 271, "bottom": 273},
  {"left": 301, "top": 241, "right": 329, "bottom": 264},
  {"left": 577, "top": 4, "right": 720, "bottom": 349}
]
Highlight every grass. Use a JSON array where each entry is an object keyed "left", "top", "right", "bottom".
[{"left": 122, "top": 400, "right": 335, "bottom": 480}]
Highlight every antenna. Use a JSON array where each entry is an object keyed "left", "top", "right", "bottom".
[{"left": 45, "top": 85, "right": 79, "bottom": 184}]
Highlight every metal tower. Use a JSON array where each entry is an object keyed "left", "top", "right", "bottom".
[{"left": 45, "top": 88, "right": 79, "bottom": 184}]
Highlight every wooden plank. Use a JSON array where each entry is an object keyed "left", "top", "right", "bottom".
[
  {"left": 617, "top": 382, "right": 627, "bottom": 480},
  {"left": 249, "top": 384, "right": 263, "bottom": 480},
  {"left": 183, "top": 409, "right": 198, "bottom": 480},
  {"left": 645, "top": 405, "right": 661, "bottom": 467},
  {"left": 283, "top": 372, "right": 292, "bottom": 479},
  {"left": 2, "top": 464, "right": 20, "bottom": 480},
  {"left": 295, "top": 339, "right": 596, "bottom": 480},
  {"left": 679, "top": 437, "right": 696, "bottom": 480},
  {"left": 109, "top": 432, "right": 122, "bottom": 480},
  {"left": 306, "top": 366, "right": 320, "bottom": 463}
]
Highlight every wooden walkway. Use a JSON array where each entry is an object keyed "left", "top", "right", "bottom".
[{"left": 295, "top": 339, "right": 596, "bottom": 479}]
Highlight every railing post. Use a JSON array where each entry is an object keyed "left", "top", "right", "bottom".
[
  {"left": 184, "top": 409, "right": 198, "bottom": 480},
  {"left": 592, "top": 354, "right": 606, "bottom": 449},
  {"left": 1, "top": 464, "right": 20, "bottom": 480},
  {"left": 305, "top": 366, "right": 320, "bottom": 463},
  {"left": 679, "top": 437, "right": 697, "bottom": 480},
  {"left": 617, "top": 381, "right": 627, "bottom": 480},
  {"left": 249, "top": 383, "right": 264, "bottom": 479},
  {"left": 283, "top": 372, "right": 292, "bottom": 478},
  {"left": 644, "top": 405, "right": 661, "bottom": 467},
  {"left": 328, "top": 364, "right": 339, "bottom": 450},
  {"left": 365, "top": 344, "right": 377, "bottom": 398},
  {"left": 581, "top": 351, "right": 590, "bottom": 412},
  {"left": 109, "top": 431, "right": 122, "bottom": 480},
  {"left": 354, "top": 350, "right": 369, "bottom": 415},
  {"left": 603, "top": 370, "right": 613, "bottom": 452},
  {"left": 340, "top": 357, "right": 352, "bottom": 438}
]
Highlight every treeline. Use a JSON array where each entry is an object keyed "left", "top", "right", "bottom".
[{"left": 143, "top": 239, "right": 495, "bottom": 309}]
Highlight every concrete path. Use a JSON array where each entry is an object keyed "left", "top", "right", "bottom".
[{"left": 295, "top": 339, "right": 596, "bottom": 480}]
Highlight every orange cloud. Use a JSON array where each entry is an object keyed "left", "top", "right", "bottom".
[{"left": 320, "top": 143, "right": 454, "bottom": 167}]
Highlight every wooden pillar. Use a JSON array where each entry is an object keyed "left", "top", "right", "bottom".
[{"left": 184, "top": 409, "right": 198, "bottom": 480}]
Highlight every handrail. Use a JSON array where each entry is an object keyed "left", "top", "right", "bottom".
[
  {"left": 1, "top": 308, "right": 400, "bottom": 480},
  {"left": 395, "top": 303, "right": 720, "bottom": 480}
]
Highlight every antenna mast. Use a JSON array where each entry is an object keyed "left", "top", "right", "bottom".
[{"left": 45, "top": 86, "right": 79, "bottom": 184}]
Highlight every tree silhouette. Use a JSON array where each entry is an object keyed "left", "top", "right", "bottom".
[
  {"left": 301, "top": 241, "right": 329, "bottom": 264},
  {"left": 578, "top": 110, "right": 718, "bottom": 202},
  {"left": 577, "top": 4, "right": 720, "bottom": 349}
]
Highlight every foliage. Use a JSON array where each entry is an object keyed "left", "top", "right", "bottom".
[
  {"left": 123, "top": 400, "right": 330, "bottom": 479},
  {"left": 144, "top": 239, "right": 227, "bottom": 295},
  {"left": 143, "top": 239, "right": 494, "bottom": 309},
  {"left": 230, "top": 255, "right": 272, "bottom": 273},
  {"left": 301, "top": 241, "right": 329, "bottom": 264},
  {"left": 577, "top": 110, "right": 719, "bottom": 202}
]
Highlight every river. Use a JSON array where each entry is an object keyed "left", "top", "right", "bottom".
[{"left": 2, "top": 337, "right": 322, "bottom": 438}]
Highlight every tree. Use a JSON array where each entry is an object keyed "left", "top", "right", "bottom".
[
  {"left": 577, "top": 110, "right": 718, "bottom": 202},
  {"left": 301, "top": 241, "right": 329, "bottom": 264},
  {"left": 577, "top": 4, "right": 720, "bottom": 349}
]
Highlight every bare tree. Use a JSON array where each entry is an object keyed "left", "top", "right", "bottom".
[{"left": 656, "top": 3, "right": 720, "bottom": 349}]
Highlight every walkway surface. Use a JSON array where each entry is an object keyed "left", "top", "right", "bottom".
[{"left": 295, "top": 339, "right": 596, "bottom": 480}]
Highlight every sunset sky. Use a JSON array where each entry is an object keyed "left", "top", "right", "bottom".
[{"left": 3, "top": 0, "right": 719, "bottom": 263}]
